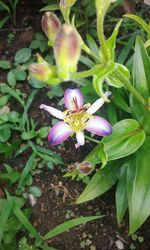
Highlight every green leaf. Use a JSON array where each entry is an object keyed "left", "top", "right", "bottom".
[
  {"left": 98, "top": 143, "right": 108, "bottom": 168},
  {"left": 0, "top": 85, "right": 25, "bottom": 107},
  {"left": 0, "top": 164, "right": 20, "bottom": 184},
  {"left": 29, "top": 142, "right": 64, "bottom": 165},
  {"left": 13, "top": 203, "right": 41, "bottom": 242},
  {"left": 124, "top": 14, "right": 150, "bottom": 36},
  {"left": 111, "top": 89, "right": 131, "bottom": 113},
  {"left": 29, "top": 186, "right": 41, "bottom": 197},
  {"left": 102, "top": 119, "right": 145, "bottom": 161},
  {"left": 8, "top": 111, "right": 20, "bottom": 123},
  {"left": 35, "top": 32, "right": 45, "bottom": 41},
  {"left": 0, "top": 139, "right": 21, "bottom": 159},
  {"left": 107, "top": 102, "right": 117, "bottom": 125},
  {"left": 13, "top": 69, "right": 26, "bottom": 81},
  {"left": 93, "top": 62, "right": 115, "bottom": 98},
  {"left": 30, "top": 40, "right": 42, "bottom": 49},
  {"left": 116, "top": 165, "right": 128, "bottom": 224},
  {"left": 86, "top": 142, "right": 108, "bottom": 168},
  {"left": 15, "top": 144, "right": 30, "bottom": 157},
  {"left": 79, "top": 55, "right": 94, "bottom": 67},
  {"left": 7, "top": 71, "right": 16, "bottom": 86},
  {"left": 0, "top": 60, "right": 11, "bottom": 69},
  {"left": 30, "top": 39, "right": 47, "bottom": 53},
  {"left": 101, "top": 19, "right": 122, "bottom": 61},
  {"left": 86, "top": 34, "right": 99, "bottom": 59},
  {"left": 21, "top": 131, "right": 37, "bottom": 140},
  {"left": 0, "top": 16, "right": 9, "bottom": 29},
  {"left": 76, "top": 161, "right": 120, "bottom": 204},
  {"left": 21, "top": 89, "right": 38, "bottom": 130},
  {"left": 0, "top": 95, "right": 10, "bottom": 107},
  {"left": 133, "top": 36, "right": 150, "bottom": 99},
  {"left": 40, "top": 4, "right": 59, "bottom": 12},
  {"left": 127, "top": 138, "right": 150, "bottom": 234},
  {"left": 0, "top": 128, "right": 11, "bottom": 142},
  {"left": 117, "top": 34, "right": 136, "bottom": 64},
  {"left": 105, "top": 63, "right": 130, "bottom": 88},
  {"left": 86, "top": 119, "right": 145, "bottom": 165},
  {"left": 38, "top": 127, "right": 49, "bottom": 138},
  {"left": 0, "top": 198, "right": 14, "bottom": 241},
  {"left": 130, "top": 36, "right": 150, "bottom": 131},
  {"left": 43, "top": 216, "right": 102, "bottom": 240},
  {"left": 29, "top": 76, "right": 45, "bottom": 89},
  {"left": 14, "top": 48, "right": 31, "bottom": 64},
  {"left": 0, "top": 1, "right": 10, "bottom": 14},
  {"left": 18, "top": 153, "right": 35, "bottom": 188}
]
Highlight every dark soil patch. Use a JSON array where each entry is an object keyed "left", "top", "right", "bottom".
[{"left": 32, "top": 167, "right": 150, "bottom": 250}]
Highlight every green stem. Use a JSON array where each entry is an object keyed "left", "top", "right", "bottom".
[
  {"left": 70, "top": 64, "right": 101, "bottom": 79},
  {"left": 98, "top": 18, "right": 109, "bottom": 62},
  {"left": 82, "top": 43, "right": 100, "bottom": 62},
  {"left": 120, "top": 75, "right": 146, "bottom": 106},
  {"left": 96, "top": 1, "right": 110, "bottom": 62},
  {"left": 85, "top": 135, "right": 100, "bottom": 144}
]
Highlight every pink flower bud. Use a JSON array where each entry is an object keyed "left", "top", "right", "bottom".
[
  {"left": 54, "top": 24, "right": 81, "bottom": 80},
  {"left": 41, "top": 12, "right": 61, "bottom": 46},
  {"left": 29, "top": 63, "right": 53, "bottom": 82},
  {"left": 29, "top": 55, "right": 55, "bottom": 82}
]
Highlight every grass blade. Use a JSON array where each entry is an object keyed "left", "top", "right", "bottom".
[
  {"left": 18, "top": 153, "right": 35, "bottom": 188},
  {"left": 0, "top": 198, "right": 14, "bottom": 241},
  {"left": 13, "top": 203, "right": 41, "bottom": 242},
  {"left": 43, "top": 216, "right": 102, "bottom": 240}
]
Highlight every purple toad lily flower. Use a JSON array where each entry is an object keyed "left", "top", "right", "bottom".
[{"left": 40, "top": 89, "right": 112, "bottom": 148}]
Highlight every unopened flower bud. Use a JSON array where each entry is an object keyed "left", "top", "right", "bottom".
[
  {"left": 77, "top": 161, "right": 93, "bottom": 175},
  {"left": 54, "top": 24, "right": 81, "bottom": 80},
  {"left": 29, "top": 63, "right": 53, "bottom": 82},
  {"left": 41, "top": 12, "right": 61, "bottom": 46},
  {"left": 29, "top": 54, "right": 55, "bottom": 82}
]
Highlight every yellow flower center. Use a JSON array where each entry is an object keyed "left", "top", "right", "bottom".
[{"left": 63, "top": 104, "right": 92, "bottom": 133}]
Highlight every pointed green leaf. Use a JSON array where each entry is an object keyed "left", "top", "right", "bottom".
[
  {"left": 102, "top": 19, "right": 122, "bottom": 61},
  {"left": 43, "top": 216, "right": 102, "bottom": 240},
  {"left": 133, "top": 36, "right": 150, "bottom": 99},
  {"left": 130, "top": 36, "right": 150, "bottom": 129},
  {"left": 124, "top": 14, "right": 150, "bottom": 36},
  {"left": 76, "top": 161, "right": 120, "bottom": 204},
  {"left": 103, "top": 119, "right": 145, "bottom": 161},
  {"left": 116, "top": 165, "right": 128, "bottom": 224},
  {"left": 86, "top": 119, "right": 145, "bottom": 165},
  {"left": 127, "top": 138, "right": 150, "bottom": 234},
  {"left": 0, "top": 198, "right": 14, "bottom": 241},
  {"left": 18, "top": 153, "right": 35, "bottom": 188},
  {"left": 105, "top": 63, "right": 130, "bottom": 88},
  {"left": 86, "top": 34, "right": 99, "bottom": 59},
  {"left": 40, "top": 4, "right": 59, "bottom": 12},
  {"left": 93, "top": 62, "right": 115, "bottom": 98},
  {"left": 13, "top": 204, "right": 41, "bottom": 242}
]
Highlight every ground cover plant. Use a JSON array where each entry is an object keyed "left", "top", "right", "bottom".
[{"left": 0, "top": 0, "right": 150, "bottom": 249}]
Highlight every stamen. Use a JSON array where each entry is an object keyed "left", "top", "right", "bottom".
[{"left": 73, "top": 97, "right": 79, "bottom": 111}]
